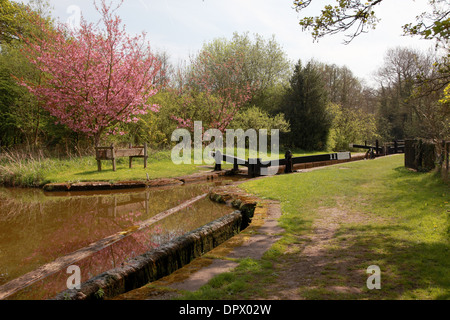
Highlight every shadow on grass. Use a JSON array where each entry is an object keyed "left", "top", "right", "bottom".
[
  {"left": 207, "top": 157, "right": 449, "bottom": 300},
  {"left": 272, "top": 164, "right": 449, "bottom": 300},
  {"left": 295, "top": 222, "right": 450, "bottom": 300}
]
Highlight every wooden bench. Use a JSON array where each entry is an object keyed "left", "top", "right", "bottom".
[{"left": 95, "top": 143, "right": 148, "bottom": 171}]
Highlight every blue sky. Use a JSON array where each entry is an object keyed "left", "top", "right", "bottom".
[{"left": 18, "top": 0, "right": 435, "bottom": 87}]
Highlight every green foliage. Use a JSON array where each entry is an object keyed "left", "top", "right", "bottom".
[
  {"left": 229, "top": 106, "right": 290, "bottom": 133},
  {"left": 402, "top": 0, "right": 449, "bottom": 45},
  {"left": 0, "top": 0, "right": 25, "bottom": 44},
  {"left": 94, "top": 288, "right": 105, "bottom": 299},
  {"left": 293, "top": 0, "right": 382, "bottom": 44},
  {"left": 251, "top": 82, "right": 290, "bottom": 115},
  {"left": 281, "top": 60, "right": 332, "bottom": 150},
  {"left": 0, "top": 0, "right": 76, "bottom": 150},
  {"left": 200, "top": 32, "right": 292, "bottom": 94},
  {"left": 376, "top": 47, "right": 450, "bottom": 142},
  {"left": 1, "top": 2, "right": 445, "bottom": 156},
  {"left": 326, "top": 103, "right": 379, "bottom": 151},
  {"left": 0, "top": 0, "right": 53, "bottom": 45},
  {"left": 293, "top": 1, "right": 449, "bottom": 144},
  {"left": 294, "top": 0, "right": 449, "bottom": 46},
  {"left": 112, "top": 33, "right": 293, "bottom": 148},
  {"left": 110, "top": 90, "right": 180, "bottom": 148},
  {"left": 0, "top": 43, "right": 76, "bottom": 149},
  {"left": 1, "top": 44, "right": 41, "bottom": 147},
  {"left": 198, "top": 32, "right": 292, "bottom": 113}
]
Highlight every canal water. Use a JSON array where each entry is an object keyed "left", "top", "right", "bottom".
[{"left": 0, "top": 179, "right": 239, "bottom": 300}]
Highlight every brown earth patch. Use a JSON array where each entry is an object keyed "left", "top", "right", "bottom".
[{"left": 261, "top": 204, "right": 377, "bottom": 300}]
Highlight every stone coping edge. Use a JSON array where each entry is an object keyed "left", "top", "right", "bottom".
[{"left": 51, "top": 210, "right": 248, "bottom": 300}]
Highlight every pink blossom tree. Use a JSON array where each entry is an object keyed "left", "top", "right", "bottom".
[{"left": 20, "top": 0, "right": 162, "bottom": 146}]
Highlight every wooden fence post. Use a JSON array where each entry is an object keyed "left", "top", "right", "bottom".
[
  {"left": 111, "top": 144, "right": 116, "bottom": 172},
  {"left": 129, "top": 143, "right": 133, "bottom": 169},
  {"left": 213, "top": 150, "right": 222, "bottom": 171},
  {"left": 284, "top": 150, "right": 293, "bottom": 173},
  {"left": 404, "top": 139, "right": 416, "bottom": 170},
  {"left": 144, "top": 143, "right": 148, "bottom": 169}
]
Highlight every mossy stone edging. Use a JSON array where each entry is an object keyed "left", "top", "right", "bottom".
[
  {"left": 208, "top": 186, "right": 259, "bottom": 229},
  {"left": 52, "top": 210, "right": 244, "bottom": 300}
]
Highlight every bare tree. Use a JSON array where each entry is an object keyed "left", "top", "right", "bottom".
[{"left": 375, "top": 47, "right": 449, "bottom": 141}]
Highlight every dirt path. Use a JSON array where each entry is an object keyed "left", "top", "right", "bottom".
[
  {"left": 263, "top": 203, "right": 373, "bottom": 300},
  {"left": 115, "top": 158, "right": 375, "bottom": 300},
  {"left": 118, "top": 199, "right": 376, "bottom": 301}
]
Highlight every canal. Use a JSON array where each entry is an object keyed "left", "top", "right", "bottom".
[{"left": 0, "top": 178, "right": 239, "bottom": 300}]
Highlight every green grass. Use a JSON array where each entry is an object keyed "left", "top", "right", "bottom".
[
  {"left": 0, "top": 148, "right": 327, "bottom": 187},
  {"left": 45, "top": 154, "right": 205, "bottom": 184},
  {"left": 177, "top": 155, "right": 450, "bottom": 300},
  {"left": 177, "top": 258, "right": 276, "bottom": 300},
  {"left": 0, "top": 149, "right": 206, "bottom": 187}
]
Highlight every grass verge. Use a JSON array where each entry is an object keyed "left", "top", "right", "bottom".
[
  {"left": 0, "top": 148, "right": 326, "bottom": 187},
  {"left": 177, "top": 155, "right": 449, "bottom": 300}
]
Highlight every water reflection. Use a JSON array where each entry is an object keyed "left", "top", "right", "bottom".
[{"left": 0, "top": 179, "right": 238, "bottom": 299}]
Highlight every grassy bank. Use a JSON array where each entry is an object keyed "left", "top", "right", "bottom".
[
  {"left": 0, "top": 149, "right": 203, "bottom": 187},
  {"left": 0, "top": 148, "right": 327, "bottom": 187},
  {"left": 179, "top": 155, "right": 450, "bottom": 300}
]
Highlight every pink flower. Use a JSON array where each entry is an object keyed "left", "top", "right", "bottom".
[{"left": 19, "top": 0, "right": 162, "bottom": 144}]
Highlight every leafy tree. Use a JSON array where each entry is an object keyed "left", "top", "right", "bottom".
[
  {"left": 0, "top": 47, "right": 45, "bottom": 148},
  {"left": 374, "top": 47, "right": 423, "bottom": 140},
  {"left": 0, "top": 0, "right": 26, "bottom": 44},
  {"left": 293, "top": 0, "right": 449, "bottom": 44},
  {"left": 281, "top": 60, "right": 331, "bottom": 150},
  {"left": 0, "top": 55, "right": 19, "bottom": 146},
  {"left": 293, "top": 1, "right": 449, "bottom": 135},
  {"left": 327, "top": 103, "right": 379, "bottom": 151},
  {"left": 314, "top": 61, "right": 366, "bottom": 110},
  {"left": 0, "top": 0, "right": 53, "bottom": 45},
  {"left": 229, "top": 106, "right": 290, "bottom": 133},
  {"left": 19, "top": 0, "right": 162, "bottom": 147},
  {"left": 172, "top": 48, "right": 255, "bottom": 132},
  {"left": 293, "top": 0, "right": 383, "bottom": 44},
  {"left": 0, "top": 0, "right": 59, "bottom": 149},
  {"left": 402, "top": 0, "right": 449, "bottom": 127},
  {"left": 197, "top": 32, "right": 292, "bottom": 113},
  {"left": 402, "top": 0, "right": 449, "bottom": 45},
  {"left": 375, "top": 46, "right": 449, "bottom": 142}
]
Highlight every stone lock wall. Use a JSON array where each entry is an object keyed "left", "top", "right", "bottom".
[{"left": 53, "top": 210, "right": 245, "bottom": 300}]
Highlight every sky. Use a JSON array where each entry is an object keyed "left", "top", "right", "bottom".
[{"left": 17, "top": 0, "right": 436, "bottom": 87}]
